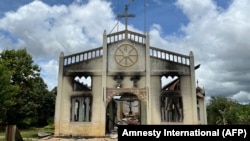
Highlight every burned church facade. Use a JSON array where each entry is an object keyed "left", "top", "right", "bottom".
[{"left": 54, "top": 6, "right": 206, "bottom": 137}]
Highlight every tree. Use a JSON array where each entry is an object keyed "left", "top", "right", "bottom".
[
  {"left": 0, "top": 64, "right": 19, "bottom": 128},
  {"left": 0, "top": 48, "right": 41, "bottom": 127},
  {"left": 35, "top": 78, "right": 56, "bottom": 126},
  {"left": 206, "top": 96, "right": 239, "bottom": 125},
  {"left": 236, "top": 104, "right": 250, "bottom": 124}
]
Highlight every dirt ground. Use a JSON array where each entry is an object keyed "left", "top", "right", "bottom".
[{"left": 39, "top": 135, "right": 118, "bottom": 141}]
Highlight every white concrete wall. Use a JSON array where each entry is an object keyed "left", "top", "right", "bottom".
[
  {"left": 197, "top": 97, "right": 207, "bottom": 124},
  {"left": 150, "top": 76, "right": 162, "bottom": 124},
  {"left": 55, "top": 75, "right": 106, "bottom": 136},
  {"left": 180, "top": 76, "right": 198, "bottom": 124}
]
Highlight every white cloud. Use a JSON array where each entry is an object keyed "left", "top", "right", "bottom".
[
  {"left": 0, "top": 0, "right": 117, "bottom": 59},
  {"left": 149, "top": 0, "right": 250, "bottom": 103},
  {"left": 175, "top": 0, "right": 217, "bottom": 22},
  {"left": 0, "top": 0, "right": 119, "bottom": 90},
  {"left": 39, "top": 59, "right": 59, "bottom": 90},
  {"left": 230, "top": 91, "right": 250, "bottom": 104},
  {"left": 0, "top": 0, "right": 249, "bottom": 105},
  {"left": 1, "top": 0, "right": 127, "bottom": 92}
]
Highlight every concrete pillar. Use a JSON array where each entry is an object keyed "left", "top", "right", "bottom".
[
  {"left": 203, "top": 97, "right": 208, "bottom": 124},
  {"left": 179, "top": 51, "right": 198, "bottom": 124},
  {"left": 102, "top": 30, "right": 107, "bottom": 135},
  {"left": 54, "top": 52, "right": 64, "bottom": 135},
  {"left": 150, "top": 76, "right": 161, "bottom": 124},
  {"left": 145, "top": 32, "right": 150, "bottom": 124},
  {"left": 189, "top": 51, "right": 198, "bottom": 124}
]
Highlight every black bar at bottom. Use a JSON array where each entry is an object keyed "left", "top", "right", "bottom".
[{"left": 118, "top": 125, "right": 250, "bottom": 141}]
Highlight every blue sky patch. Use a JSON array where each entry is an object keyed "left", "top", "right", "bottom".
[{"left": 0, "top": 29, "right": 19, "bottom": 44}]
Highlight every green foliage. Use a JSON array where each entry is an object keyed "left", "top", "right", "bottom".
[
  {"left": 0, "top": 49, "right": 40, "bottom": 125},
  {"left": 0, "top": 63, "right": 20, "bottom": 127},
  {"left": 36, "top": 84, "right": 56, "bottom": 127},
  {"left": 207, "top": 96, "right": 250, "bottom": 125},
  {"left": 16, "top": 118, "right": 37, "bottom": 129},
  {"left": 0, "top": 48, "right": 56, "bottom": 129},
  {"left": 236, "top": 104, "right": 250, "bottom": 124}
]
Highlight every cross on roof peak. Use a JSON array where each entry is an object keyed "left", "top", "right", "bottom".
[{"left": 117, "top": 4, "right": 136, "bottom": 30}]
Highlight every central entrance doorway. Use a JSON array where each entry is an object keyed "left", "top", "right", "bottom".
[{"left": 105, "top": 93, "right": 141, "bottom": 134}]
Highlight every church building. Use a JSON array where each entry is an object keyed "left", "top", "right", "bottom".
[{"left": 54, "top": 4, "right": 207, "bottom": 137}]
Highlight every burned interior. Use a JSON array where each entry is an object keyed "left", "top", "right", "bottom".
[
  {"left": 161, "top": 75, "right": 183, "bottom": 122},
  {"left": 70, "top": 75, "right": 92, "bottom": 122}
]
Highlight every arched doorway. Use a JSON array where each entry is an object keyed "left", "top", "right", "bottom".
[{"left": 105, "top": 93, "right": 141, "bottom": 134}]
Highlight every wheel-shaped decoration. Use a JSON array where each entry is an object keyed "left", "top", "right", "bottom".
[{"left": 114, "top": 43, "right": 138, "bottom": 67}]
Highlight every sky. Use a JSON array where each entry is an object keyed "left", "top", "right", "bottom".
[{"left": 0, "top": 0, "right": 249, "bottom": 104}]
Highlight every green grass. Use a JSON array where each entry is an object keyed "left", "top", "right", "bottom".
[
  {"left": 21, "top": 128, "right": 54, "bottom": 138},
  {"left": 0, "top": 126, "right": 54, "bottom": 141}
]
